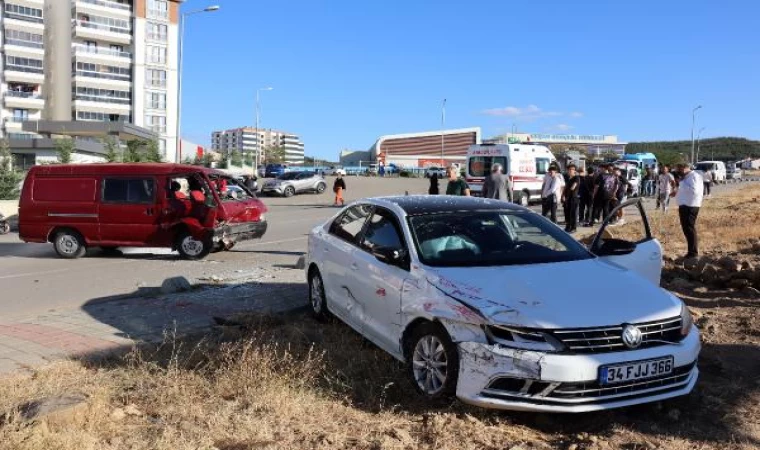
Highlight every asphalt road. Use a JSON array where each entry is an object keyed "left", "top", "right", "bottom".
[{"left": 0, "top": 176, "right": 753, "bottom": 320}]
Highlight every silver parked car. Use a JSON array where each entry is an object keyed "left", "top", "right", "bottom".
[{"left": 261, "top": 171, "right": 328, "bottom": 197}]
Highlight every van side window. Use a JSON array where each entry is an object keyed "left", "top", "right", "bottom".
[{"left": 103, "top": 178, "right": 155, "bottom": 203}]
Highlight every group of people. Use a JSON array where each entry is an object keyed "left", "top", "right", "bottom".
[{"left": 427, "top": 165, "right": 512, "bottom": 201}]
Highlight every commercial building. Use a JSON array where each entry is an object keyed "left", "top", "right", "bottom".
[
  {"left": 1, "top": 0, "right": 180, "bottom": 162},
  {"left": 211, "top": 127, "right": 305, "bottom": 165},
  {"left": 485, "top": 133, "right": 626, "bottom": 156},
  {"left": 368, "top": 127, "right": 481, "bottom": 168}
]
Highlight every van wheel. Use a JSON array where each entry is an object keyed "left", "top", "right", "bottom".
[
  {"left": 53, "top": 230, "right": 86, "bottom": 259},
  {"left": 177, "top": 231, "right": 212, "bottom": 260},
  {"left": 283, "top": 186, "right": 295, "bottom": 198},
  {"left": 518, "top": 191, "right": 530, "bottom": 207}
]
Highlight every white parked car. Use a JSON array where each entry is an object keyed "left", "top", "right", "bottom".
[
  {"left": 324, "top": 167, "right": 347, "bottom": 176},
  {"left": 305, "top": 196, "right": 700, "bottom": 413},
  {"left": 424, "top": 166, "right": 447, "bottom": 178}
]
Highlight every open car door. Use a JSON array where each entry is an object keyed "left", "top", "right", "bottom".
[{"left": 589, "top": 198, "right": 663, "bottom": 285}]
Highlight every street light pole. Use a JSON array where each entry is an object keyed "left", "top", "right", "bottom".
[
  {"left": 175, "top": 5, "right": 220, "bottom": 163},
  {"left": 690, "top": 105, "right": 702, "bottom": 165},
  {"left": 440, "top": 98, "right": 446, "bottom": 166},
  {"left": 255, "top": 87, "right": 273, "bottom": 172},
  {"left": 696, "top": 127, "right": 706, "bottom": 162}
]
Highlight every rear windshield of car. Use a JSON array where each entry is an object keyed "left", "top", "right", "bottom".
[
  {"left": 408, "top": 211, "right": 593, "bottom": 267},
  {"left": 469, "top": 156, "right": 506, "bottom": 177}
]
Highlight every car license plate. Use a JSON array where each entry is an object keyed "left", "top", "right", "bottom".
[{"left": 599, "top": 356, "right": 673, "bottom": 385}]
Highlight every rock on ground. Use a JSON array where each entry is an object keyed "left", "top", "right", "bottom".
[
  {"left": 17, "top": 394, "right": 89, "bottom": 430},
  {"left": 161, "top": 276, "right": 193, "bottom": 294}
]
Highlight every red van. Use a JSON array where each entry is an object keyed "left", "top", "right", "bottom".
[{"left": 18, "top": 164, "right": 268, "bottom": 259}]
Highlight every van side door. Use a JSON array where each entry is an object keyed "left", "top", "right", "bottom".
[{"left": 98, "top": 176, "right": 160, "bottom": 245}]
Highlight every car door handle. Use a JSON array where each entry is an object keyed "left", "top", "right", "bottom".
[{"left": 145, "top": 208, "right": 153, "bottom": 216}]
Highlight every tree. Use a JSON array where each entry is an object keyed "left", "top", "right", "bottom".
[
  {"left": 218, "top": 153, "right": 229, "bottom": 169},
  {"left": 243, "top": 153, "right": 253, "bottom": 167},
  {"left": 182, "top": 156, "right": 193, "bottom": 165},
  {"left": 0, "top": 139, "right": 24, "bottom": 200},
  {"left": 143, "top": 139, "right": 163, "bottom": 163},
  {"left": 192, "top": 154, "right": 204, "bottom": 166},
  {"left": 124, "top": 140, "right": 144, "bottom": 163},
  {"left": 264, "top": 145, "right": 286, "bottom": 164},
  {"left": 230, "top": 150, "right": 243, "bottom": 167},
  {"left": 102, "top": 136, "right": 121, "bottom": 163},
  {"left": 202, "top": 152, "right": 215, "bottom": 168},
  {"left": 54, "top": 137, "right": 75, "bottom": 164}
]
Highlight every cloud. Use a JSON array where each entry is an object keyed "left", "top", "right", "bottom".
[
  {"left": 480, "top": 105, "right": 572, "bottom": 121},
  {"left": 569, "top": 111, "right": 584, "bottom": 118}
]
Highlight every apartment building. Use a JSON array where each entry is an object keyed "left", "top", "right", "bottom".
[
  {"left": 0, "top": 0, "right": 181, "bottom": 161},
  {"left": 211, "top": 127, "right": 305, "bottom": 165}
]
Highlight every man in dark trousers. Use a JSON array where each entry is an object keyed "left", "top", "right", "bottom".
[
  {"left": 590, "top": 164, "right": 619, "bottom": 226},
  {"left": 428, "top": 172, "right": 440, "bottom": 195},
  {"left": 674, "top": 163, "right": 704, "bottom": 258},
  {"left": 562, "top": 164, "right": 580, "bottom": 233},
  {"left": 578, "top": 167, "right": 594, "bottom": 225},
  {"left": 541, "top": 166, "right": 561, "bottom": 223},
  {"left": 482, "top": 163, "right": 512, "bottom": 202}
]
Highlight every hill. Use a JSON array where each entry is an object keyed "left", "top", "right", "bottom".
[{"left": 625, "top": 137, "right": 760, "bottom": 165}]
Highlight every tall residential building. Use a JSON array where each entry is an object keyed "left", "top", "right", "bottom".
[
  {"left": 211, "top": 127, "right": 305, "bottom": 164},
  {"left": 0, "top": 0, "right": 180, "bottom": 161}
]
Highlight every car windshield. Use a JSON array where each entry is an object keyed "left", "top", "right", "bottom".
[
  {"left": 278, "top": 172, "right": 299, "bottom": 180},
  {"left": 695, "top": 163, "right": 714, "bottom": 171},
  {"left": 408, "top": 211, "right": 593, "bottom": 267}
]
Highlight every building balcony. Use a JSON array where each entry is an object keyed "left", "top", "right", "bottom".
[
  {"left": 4, "top": 67, "right": 45, "bottom": 84},
  {"left": 73, "top": 99, "right": 131, "bottom": 114},
  {"left": 73, "top": 20, "right": 132, "bottom": 45},
  {"left": 4, "top": 37, "right": 44, "bottom": 50},
  {"left": 73, "top": 43, "right": 131, "bottom": 59},
  {"left": 4, "top": 91, "right": 45, "bottom": 109},
  {"left": 4, "top": 11, "right": 43, "bottom": 25},
  {"left": 75, "top": 0, "right": 131, "bottom": 18},
  {"left": 2, "top": 17, "right": 45, "bottom": 33}
]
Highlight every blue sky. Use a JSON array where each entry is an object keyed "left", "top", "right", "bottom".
[{"left": 180, "top": 0, "right": 760, "bottom": 160}]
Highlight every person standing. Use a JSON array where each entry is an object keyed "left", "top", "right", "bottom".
[
  {"left": 656, "top": 165, "right": 676, "bottom": 212},
  {"left": 702, "top": 167, "right": 713, "bottom": 198},
  {"left": 643, "top": 166, "right": 655, "bottom": 197},
  {"left": 428, "top": 172, "right": 440, "bottom": 195},
  {"left": 562, "top": 164, "right": 580, "bottom": 233},
  {"left": 445, "top": 165, "right": 470, "bottom": 196},
  {"left": 590, "top": 164, "right": 619, "bottom": 226},
  {"left": 578, "top": 167, "right": 594, "bottom": 225},
  {"left": 333, "top": 173, "right": 347, "bottom": 206},
  {"left": 673, "top": 163, "right": 704, "bottom": 258},
  {"left": 482, "top": 163, "right": 512, "bottom": 202},
  {"left": 541, "top": 166, "right": 562, "bottom": 223},
  {"left": 613, "top": 167, "right": 631, "bottom": 225}
]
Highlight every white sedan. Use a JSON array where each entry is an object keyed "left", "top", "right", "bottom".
[{"left": 304, "top": 196, "right": 700, "bottom": 413}]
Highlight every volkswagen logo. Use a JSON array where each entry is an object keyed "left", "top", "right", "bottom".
[{"left": 622, "top": 324, "right": 643, "bottom": 349}]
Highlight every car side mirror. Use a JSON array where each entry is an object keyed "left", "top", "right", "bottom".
[
  {"left": 595, "top": 238, "right": 637, "bottom": 257},
  {"left": 373, "top": 247, "right": 407, "bottom": 266}
]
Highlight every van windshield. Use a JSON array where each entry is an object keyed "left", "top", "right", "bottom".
[{"left": 469, "top": 156, "right": 506, "bottom": 177}]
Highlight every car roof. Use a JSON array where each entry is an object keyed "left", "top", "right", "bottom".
[
  {"left": 367, "top": 195, "right": 529, "bottom": 216},
  {"left": 29, "top": 163, "right": 225, "bottom": 177}
]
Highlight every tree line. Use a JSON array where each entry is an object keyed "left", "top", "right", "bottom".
[{"left": 625, "top": 137, "right": 760, "bottom": 165}]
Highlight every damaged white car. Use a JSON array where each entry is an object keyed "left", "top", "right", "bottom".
[{"left": 304, "top": 196, "right": 700, "bottom": 412}]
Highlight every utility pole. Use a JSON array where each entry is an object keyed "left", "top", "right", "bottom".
[
  {"left": 690, "top": 105, "right": 702, "bottom": 165},
  {"left": 696, "top": 127, "right": 706, "bottom": 162}
]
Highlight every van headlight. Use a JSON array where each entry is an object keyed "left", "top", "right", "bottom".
[
  {"left": 680, "top": 303, "right": 693, "bottom": 338},
  {"left": 485, "top": 325, "right": 566, "bottom": 352}
]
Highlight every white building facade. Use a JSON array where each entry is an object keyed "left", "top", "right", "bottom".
[
  {"left": 0, "top": 0, "right": 181, "bottom": 161},
  {"left": 211, "top": 127, "right": 305, "bottom": 165}
]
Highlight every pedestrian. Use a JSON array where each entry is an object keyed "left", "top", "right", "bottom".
[
  {"left": 541, "top": 166, "right": 562, "bottom": 223},
  {"left": 428, "top": 172, "right": 440, "bottom": 195},
  {"left": 579, "top": 167, "right": 594, "bottom": 225},
  {"left": 703, "top": 167, "right": 713, "bottom": 198},
  {"left": 445, "top": 165, "right": 470, "bottom": 196},
  {"left": 590, "top": 164, "right": 619, "bottom": 226},
  {"left": 673, "top": 163, "right": 704, "bottom": 259},
  {"left": 656, "top": 165, "right": 676, "bottom": 212},
  {"left": 482, "top": 163, "right": 512, "bottom": 202},
  {"left": 612, "top": 167, "right": 631, "bottom": 225},
  {"left": 562, "top": 164, "right": 580, "bottom": 233},
  {"left": 644, "top": 166, "right": 655, "bottom": 197},
  {"left": 333, "top": 173, "right": 347, "bottom": 206},
  {"left": 379, "top": 165, "right": 386, "bottom": 177}
]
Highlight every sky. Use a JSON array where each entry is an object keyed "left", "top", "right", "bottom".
[{"left": 179, "top": 0, "right": 760, "bottom": 160}]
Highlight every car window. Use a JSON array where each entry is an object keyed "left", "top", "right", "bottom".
[
  {"left": 409, "top": 211, "right": 592, "bottom": 267},
  {"left": 329, "top": 205, "right": 373, "bottom": 243},
  {"left": 469, "top": 156, "right": 507, "bottom": 177},
  {"left": 536, "top": 157, "right": 551, "bottom": 175},
  {"left": 297, "top": 172, "right": 313, "bottom": 180},
  {"left": 103, "top": 178, "right": 155, "bottom": 203},
  {"left": 361, "top": 210, "right": 404, "bottom": 252}
]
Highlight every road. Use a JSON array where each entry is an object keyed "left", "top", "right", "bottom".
[{"left": 0, "top": 176, "right": 752, "bottom": 320}]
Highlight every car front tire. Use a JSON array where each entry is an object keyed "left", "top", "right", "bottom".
[
  {"left": 53, "top": 229, "right": 86, "bottom": 259},
  {"left": 176, "top": 230, "right": 212, "bottom": 260},
  {"left": 406, "top": 322, "right": 459, "bottom": 400},
  {"left": 315, "top": 182, "right": 327, "bottom": 194},
  {"left": 283, "top": 186, "right": 295, "bottom": 198},
  {"left": 308, "top": 269, "right": 331, "bottom": 322}
]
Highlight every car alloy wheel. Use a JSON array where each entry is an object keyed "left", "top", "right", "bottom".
[
  {"left": 284, "top": 186, "right": 295, "bottom": 197},
  {"left": 412, "top": 335, "right": 449, "bottom": 395},
  {"left": 316, "top": 182, "right": 326, "bottom": 193}
]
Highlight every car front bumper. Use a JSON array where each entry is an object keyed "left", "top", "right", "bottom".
[
  {"left": 455, "top": 325, "right": 701, "bottom": 413},
  {"left": 261, "top": 185, "right": 284, "bottom": 195},
  {"left": 214, "top": 220, "right": 268, "bottom": 242}
]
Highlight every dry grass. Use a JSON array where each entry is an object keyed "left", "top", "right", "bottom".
[{"left": 0, "top": 188, "right": 759, "bottom": 450}]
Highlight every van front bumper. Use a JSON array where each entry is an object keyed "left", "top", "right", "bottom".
[
  {"left": 214, "top": 220, "right": 267, "bottom": 243},
  {"left": 455, "top": 326, "right": 701, "bottom": 413}
]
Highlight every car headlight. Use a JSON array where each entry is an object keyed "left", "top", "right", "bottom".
[
  {"left": 485, "top": 325, "right": 566, "bottom": 352},
  {"left": 680, "top": 302, "right": 693, "bottom": 338}
]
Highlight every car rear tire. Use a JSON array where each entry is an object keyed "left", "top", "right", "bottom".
[
  {"left": 53, "top": 229, "right": 86, "bottom": 259},
  {"left": 176, "top": 230, "right": 212, "bottom": 260},
  {"left": 1, "top": 222, "right": 10, "bottom": 235},
  {"left": 308, "top": 269, "right": 331, "bottom": 322},
  {"left": 315, "top": 182, "right": 327, "bottom": 194},
  {"left": 406, "top": 322, "right": 459, "bottom": 400},
  {"left": 283, "top": 186, "right": 295, "bottom": 198}
]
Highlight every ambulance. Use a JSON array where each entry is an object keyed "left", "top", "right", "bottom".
[{"left": 465, "top": 143, "right": 557, "bottom": 206}]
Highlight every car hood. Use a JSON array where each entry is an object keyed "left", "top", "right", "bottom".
[{"left": 425, "top": 259, "right": 680, "bottom": 329}]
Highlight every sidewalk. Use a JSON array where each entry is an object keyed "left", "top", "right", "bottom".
[{"left": 0, "top": 272, "right": 308, "bottom": 374}]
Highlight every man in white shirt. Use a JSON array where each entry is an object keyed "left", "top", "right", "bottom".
[
  {"left": 673, "top": 163, "right": 704, "bottom": 258},
  {"left": 656, "top": 165, "right": 676, "bottom": 212},
  {"left": 541, "top": 166, "right": 562, "bottom": 223}
]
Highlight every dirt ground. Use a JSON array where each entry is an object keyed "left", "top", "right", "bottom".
[{"left": 0, "top": 186, "right": 758, "bottom": 450}]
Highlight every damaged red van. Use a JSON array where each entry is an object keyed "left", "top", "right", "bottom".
[{"left": 18, "top": 164, "right": 268, "bottom": 259}]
